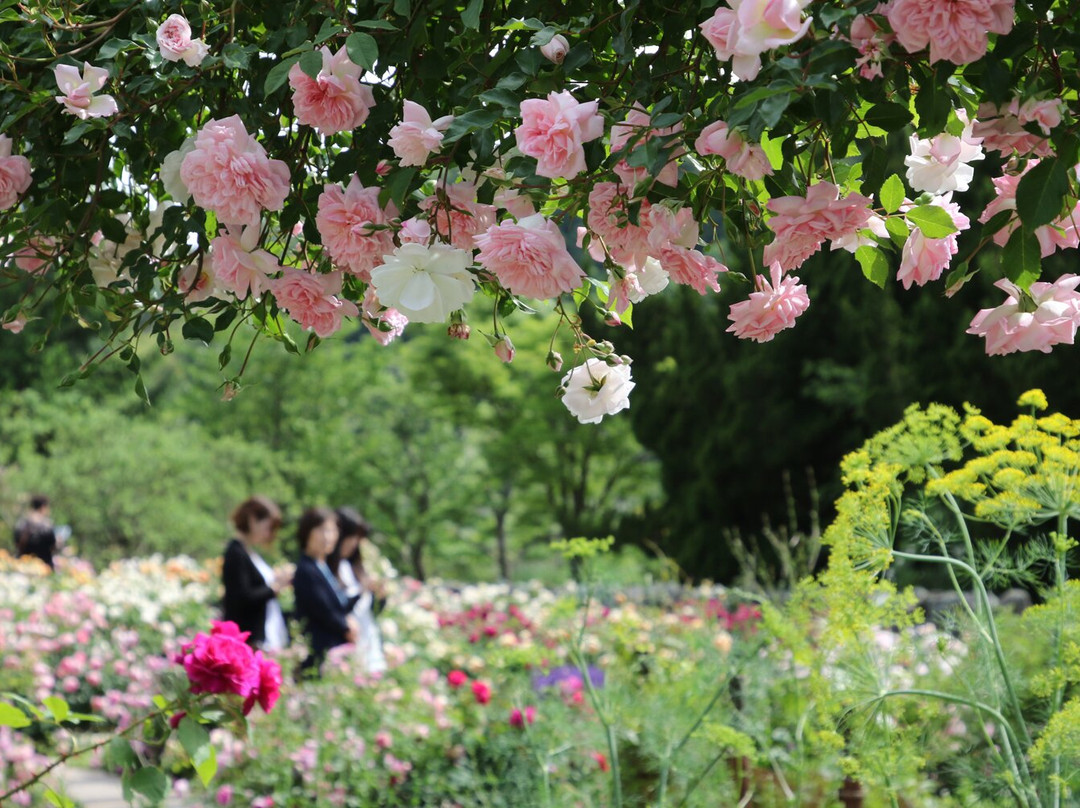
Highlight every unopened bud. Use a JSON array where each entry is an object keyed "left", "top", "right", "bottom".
[
  {"left": 375, "top": 159, "right": 392, "bottom": 176},
  {"left": 603, "top": 310, "right": 622, "bottom": 327},
  {"left": 494, "top": 335, "right": 515, "bottom": 363},
  {"left": 448, "top": 322, "right": 471, "bottom": 340},
  {"left": 547, "top": 350, "right": 564, "bottom": 372},
  {"left": 539, "top": 34, "right": 570, "bottom": 64},
  {"left": 222, "top": 381, "right": 240, "bottom": 401}
]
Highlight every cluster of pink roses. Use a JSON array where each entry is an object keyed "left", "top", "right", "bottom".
[{"left": 176, "top": 621, "right": 283, "bottom": 716}]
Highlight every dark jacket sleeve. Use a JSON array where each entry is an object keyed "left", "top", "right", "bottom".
[
  {"left": 222, "top": 540, "right": 275, "bottom": 606},
  {"left": 293, "top": 558, "right": 351, "bottom": 640}
]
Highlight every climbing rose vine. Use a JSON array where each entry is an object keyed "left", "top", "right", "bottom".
[{"left": 1, "top": 0, "right": 1078, "bottom": 420}]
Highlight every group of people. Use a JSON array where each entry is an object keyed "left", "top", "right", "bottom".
[{"left": 221, "top": 496, "right": 387, "bottom": 676}]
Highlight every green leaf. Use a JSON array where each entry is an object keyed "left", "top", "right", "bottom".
[
  {"left": 43, "top": 789, "right": 76, "bottom": 808},
  {"left": 43, "top": 696, "right": 70, "bottom": 724},
  {"left": 182, "top": 317, "right": 214, "bottom": 345},
  {"left": 1016, "top": 158, "right": 1070, "bottom": 231},
  {"left": 864, "top": 102, "right": 913, "bottom": 132},
  {"left": 345, "top": 32, "right": 378, "bottom": 71},
  {"left": 855, "top": 245, "right": 890, "bottom": 289},
  {"left": 104, "top": 738, "right": 139, "bottom": 770},
  {"left": 194, "top": 742, "right": 218, "bottom": 786},
  {"left": 356, "top": 19, "right": 397, "bottom": 30},
  {"left": 1002, "top": 228, "right": 1041, "bottom": 290},
  {"left": 0, "top": 702, "right": 31, "bottom": 728},
  {"left": 906, "top": 205, "right": 957, "bottom": 238},
  {"left": 299, "top": 49, "right": 323, "bottom": 79},
  {"left": 461, "top": 0, "right": 483, "bottom": 30},
  {"left": 177, "top": 717, "right": 217, "bottom": 785},
  {"left": 879, "top": 174, "right": 906, "bottom": 214},
  {"left": 123, "top": 767, "right": 168, "bottom": 804},
  {"left": 264, "top": 56, "right": 301, "bottom": 96},
  {"left": 884, "top": 217, "right": 909, "bottom": 247},
  {"left": 134, "top": 374, "right": 150, "bottom": 406}
]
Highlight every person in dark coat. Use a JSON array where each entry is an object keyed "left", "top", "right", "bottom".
[
  {"left": 293, "top": 506, "right": 359, "bottom": 675},
  {"left": 221, "top": 496, "right": 291, "bottom": 650},
  {"left": 13, "top": 495, "right": 58, "bottom": 570}
]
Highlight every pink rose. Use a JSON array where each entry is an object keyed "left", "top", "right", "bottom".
[
  {"left": 539, "top": 34, "right": 570, "bottom": 64},
  {"left": 316, "top": 175, "right": 397, "bottom": 281},
  {"left": 447, "top": 670, "right": 468, "bottom": 688},
  {"left": 156, "top": 14, "right": 209, "bottom": 67},
  {"left": 242, "top": 652, "right": 283, "bottom": 715},
  {"left": 421, "top": 180, "right": 496, "bottom": 250},
  {"left": 289, "top": 46, "right": 375, "bottom": 135},
  {"left": 657, "top": 246, "right": 726, "bottom": 294},
  {"left": 53, "top": 62, "right": 117, "bottom": 120},
  {"left": 215, "top": 785, "right": 234, "bottom": 806},
  {"left": 178, "top": 621, "right": 260, "bottom": 699},
  {"left": 699, "top": 0, "right": 813, "bottom": 81},
  {"left": 609, "top": 105, "right": 683, "bottom": 188},
  {"left": 0, "top": 135, "right": 32, "bottom": 211},
  {"left": 3, "top": 313, "right": 27, "bottom": 334},
  {"left": 471, "top": 680, "right": 492, "bottom": 704},
  {"left": 270, "top": 268, "right": 359, "bottom": 338},
  {"left": 475, "top": 214, "right": 584, "bottom": 300},
  {"left": 897, "top": 195, "right": 970, "bottom": 289},
  {"left": 727, "top": 262, "right": 810, "bottom": 342},
  {"left": 209, "top": 225, "right": 280, "bottom": 300},
  {"left": 847, "top": 15, "right": 894, "bottom": 80},
  {"left": 14, "top": 237, "right": 57, "bottom": 275},
  {"left": 584, "top": 182, "right": 652, "bottom": 269},
  {"left": 972, "top": 102, "right": 1050, "bottom": 157},
  {"left": 398, "top": 216, "right": 432, "bottom": 245},
  {"left": 387, "top": 100, "right": 454, "bottom": 166},
  {"left": 493, "top": 335, "right": 515, "bottom": 363},
  {"left": 1017, "top": 98, "right": 1063, "bottom": 135},
  {"left": 762, "top": 182, "right": 873, "bottom": 270},
  {"left": 515, "top": 90, "right": 604, "bottom": 179},
  {"left": 693, "top": 121, "right": 772, "bottom": 180},
  {"left": 886, "top": 0, "right": 1014, "bottom": 65},
  {"left": 180, "top": 116, "right": 290, "bottom": 227},
  {"left": 361, "top": 288, "right": 408, "bottom": 346},
  {"left": 967, "top": 276, "right": 1080, "bottom": 355},
  {"left": 509, "top": 706, "right": 537, "bottom": 727}
]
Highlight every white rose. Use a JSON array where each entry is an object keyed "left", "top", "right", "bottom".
[
  {"left": 904, "top": 120, "right": 984, "bottom": 194},
  {"left": 561, "top": 357, "right": 635, "bottom": 424},
  {"left": 636, "top": 256, "right": 671, "bottom": 296},
  {"left": 371, "top": 242, "right": 476, "bottom": 323}
]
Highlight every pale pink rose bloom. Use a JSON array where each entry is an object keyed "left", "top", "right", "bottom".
[
  {"left": 361, "top": 288, "right": 408, "bottom": 346},
  {"left": 905, "top": 118, "right": 984, "bottom": 194},
  {"left": 14, "top": 237, "right": 55, "bottom": 275},
  {"left": 897, "top": 195, "right": 970, "bottom": 289},
  {"left": 831, "top": 211, "right": 889, "bottom": 253},
  {"left": 180, "top": 115, "right": 290, "bottom": 227},
  {"left": 3, "top": 313, "right": 27, "bottom": 334},
  {"left": 53, "top": 62, "right": 118, "bottom": 119},
  {"left": 972, "top": 102, "right": 1050, "bottom": 157},
  {"left": 699, "top": 0, "right": 813, "bottom": 81},
  {"left": 609, "top": 105, "right": 683, "bottom": 188},
  {"left": 0, "top": 135, "right": 32, "bottom": 211},
  {"left": 886, "top": 0, "right": 1014, "bottom": 65},
  {"left": 585, "top": 182, "right": 652, "bottom": 268},
  {"left": 1016, "top": 98, "right": 1062, "bottom": 134},
  {"left": 976, "top": 162, "right": 1078, "bottom": 257},
  {"left": 421, "top": 181, "right": 496, "bottom": 250},
  {"left": 727, "top": 262, "right": 809, "bottom": 342},
  {"left": 289, "top": 47, "right": 375, "bottom": 135},
  {"left": 156, "top": 14, "right": 209, "bottom": 67},
  {"left": 474, "top": 214, "right": 584, "bottom": 300},
  {"left": 209, "top": 225, "right": 280, "bottom": 300},
  {"left": 178, "top": 262, "right": 216, "bottom": 303},
  {"left": 763, "top": 182, "right": 873, "bottom": 269},
  {"left": 398, "top": 216, "right": 432, "bottom": 245},
  {"left": 494, "top": 335, "right": 515, "bottom": 363},
  {"left": 515, "top": 91, "right": 604, "bottom": 179},
  {"left": 657, "top": 246, "right": 726, "bottom": 294},
  {"left": 644, "top": 204, "right": 699, "bottom": 253},
  {"left": 967, "top": 275, "right": 1080, "bottom": 355},
  {"left": 493, "top": 188, "right": 536, "bottom": 219},
  {"left": 561, "top": 358, "right": 635, "bottom": 424},
  {"left": 387, "top": 100, "right": 454, "bottom": 167},
  {"left": 847, "top": 14, "right": 893, "bottom": 79},
  {"left": 694, "top": 121, "right": 773, "bottom": 180},
  {"left": 607, "top": 258, "right": 670, "bottom": 315},
  {"left": 540, "top": 34, "right": 570, "bottom": 64},
  {"left": 271, "top": 268, "right": 359, "bottom": 338},
  {"left": 316, "top": 175, "right": 398, "bottom": 281}
]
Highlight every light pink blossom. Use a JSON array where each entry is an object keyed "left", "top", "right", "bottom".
[
  {"left": 727, "top": 262, "right": 810, "bottom": 342},
  {"left": 972, "top": 101, "right": 1051, "bottom": 157},
  {"left": 886, "top": 0, "right": 1014, "bottom": 65},
  {"left": 967, "top": 276, "right": 1080, "bottom": 355},
  {"left": 3, "top": 313, "right": 27, "bottom": 334},
  {"left": 494, "top": 335, "right": 515, "bottom": 363},
  {"left": 316, "top": 175, "right": 398, "bottom": 281},
  {"left": 897, "top": 195, "right": 970, "bottom": 289},
  {"left": 609, "top": 105, "right": 683, "bottom": 188},
  {"left": 584, "top": 182, "right": 652, "bottom": 268},
  {"left": 54, "top": 62, "right": 118, "bottom": 119},
  {"left": 0, "top": 135, "right": 32, "bottom": 211},
  {"left": 979, "top": 162, "right": 1080, "bottom": 257},
  {"left": 657, "top": 246, "right": 725, "bottom": 294},
  {"left": 540, "top": 35, "right": 570, "bottom": 63},
  {"left": 763, "top": 182, "right": 873, "bottom": 269},
  {"left": 421, "top": 181, "right": 496, "bottom": 250},
  {"left": 289, "top": 47, "right": 375, "bottom": 135},
  {"left": 180, "top": 115, "right": 290, "bottom": 227},
  {"left": 846, "top": 14, "right": 894, "bottom": 80},
  {"left": 156, "top": 15, "right": 209, "bottom": 67},
  {"left": 178, "top": 262, "right": 216, "bottom": 303},
  {"left": 699, "top": 0, "right": 813, "bottom": 81},
  {"left": 398, "top": 216, "right": 432, "bottom": 245},
  {"left": 361, "top": 287, "right": 408, "bottom": 346},
  {"left": 515, "top": 90, "right": 604, "bottom": 179},
  {"left": 14, "top": 237, "right": 55, "bottom": 275},
  {"left": 905, "top": 118, "right": 984, "bottom": 194},
  {"left": 474, "top": 214, "right": 584, "bottom": 300},
  {"left": 387, "top": 100, "right": 454, "bottom": 166},
  {"left": 694, "top": 121, "right": 773, "bottom": 180},
  {"left": 1017, "top": 98, "right": 1063, "bottom": 135},
  {"left": 209, "top": 225, "right": 280, "bottom": 300},
  {"left": 271, "top": 268, "right": 359, "bottom": 337}
]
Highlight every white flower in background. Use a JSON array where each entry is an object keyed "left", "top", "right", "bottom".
[
  {"left": 160, "top": 137, "right": 196, "bottom": 203},
  {"left": 561, "top": 357, "right": 635, "bottom": 424},
  {"left": 370, "top": 242, "right": 476, "bottom": 323},
  {"left": 905, "top": 117, "right": 984, "bottom": 194}
]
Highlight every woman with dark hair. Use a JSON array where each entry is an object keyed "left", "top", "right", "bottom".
[
  {"left": 222, "top": 496, "right": 290, "bottom": 650},
  {"left": 293, "top": 506, "right": 360, "bottom": 674},
  {"left": 329, "top": 507, "right": 387, "bottom": 674}
]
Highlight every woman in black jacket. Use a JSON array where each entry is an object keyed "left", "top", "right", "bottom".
[
  {"left": 221, "top": 496, "right": 291, "bottom": 650},
  {"left": 293, "top": 506, "right": 359, "bottom": 675}
]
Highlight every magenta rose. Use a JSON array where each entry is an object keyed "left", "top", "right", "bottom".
[{"left": 179, "top": 621, "right": 260, "bottom": 699}]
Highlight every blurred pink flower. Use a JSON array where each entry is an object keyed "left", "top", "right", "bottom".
[
  {"left": 421, "top": 181, "right": 496, "bottom": 250},
  {"left": 0, "top": 135, "right": 32, "bottom": 211},
  {"left": 967, "top": 275, "right": 1080, "bottom": 355},
  {"left": 471, "top": 679, "right": 492, "bottom": 704},
  {"left": 509, "top": 706, "right": 537, "bottom": 728},
  {"left": 271, "top": 268, "right": 359, "bottom": 338},
  {"left": 289, "top": 46, "right": 375, "bottom": 134},
  {"left": 54, "top": 62, "right": 117, "bottom": 119},
  {"left": 846, "top": 14, "right": 893, "bottom": 80},
  {"left": 727, "top": 262, "right": 810, "bottom": 342},
  {"left": 609, "top": 104, "right": 683, "bottom": 188},
  {"left": 387, "top": 100, "right": 454, "bottom": 166},
  {"left": 447, "top": 669, "right": 468, "bottom": 688},
  {"left": 515, "top": 90, "right": 604, "bottom": 178},
  {"left": 215, "top": 785, "right": 233, "bottom": 806},
  {"left": 178, "top": 621, "right": 260, "bottom": 700},
  {"left": 657, "top": 246, "right": 725, "bottom": 294},
  {"left": 763, "top": 182, "right": 873, "bottom": 269},
  {"left": 316, "top": 175, "right": 397, "bottom": 281},
  {"left": 584, "top": 182, "right": 652, "bottom": 268},
  {"left": 156, "top": 14, "right": 209, "bottom": 67},
  {"left": 699, "top": 0, "right": 813, "bottom": 81},
  {"left": 886, "top": 0, "right": 1014, "bottom": 65},
  {"left": 361, "top": 288, "right": 408, "bottom": 346},
  {"left": 475, "top": 214, "right": 584, "bottom": 299}
]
